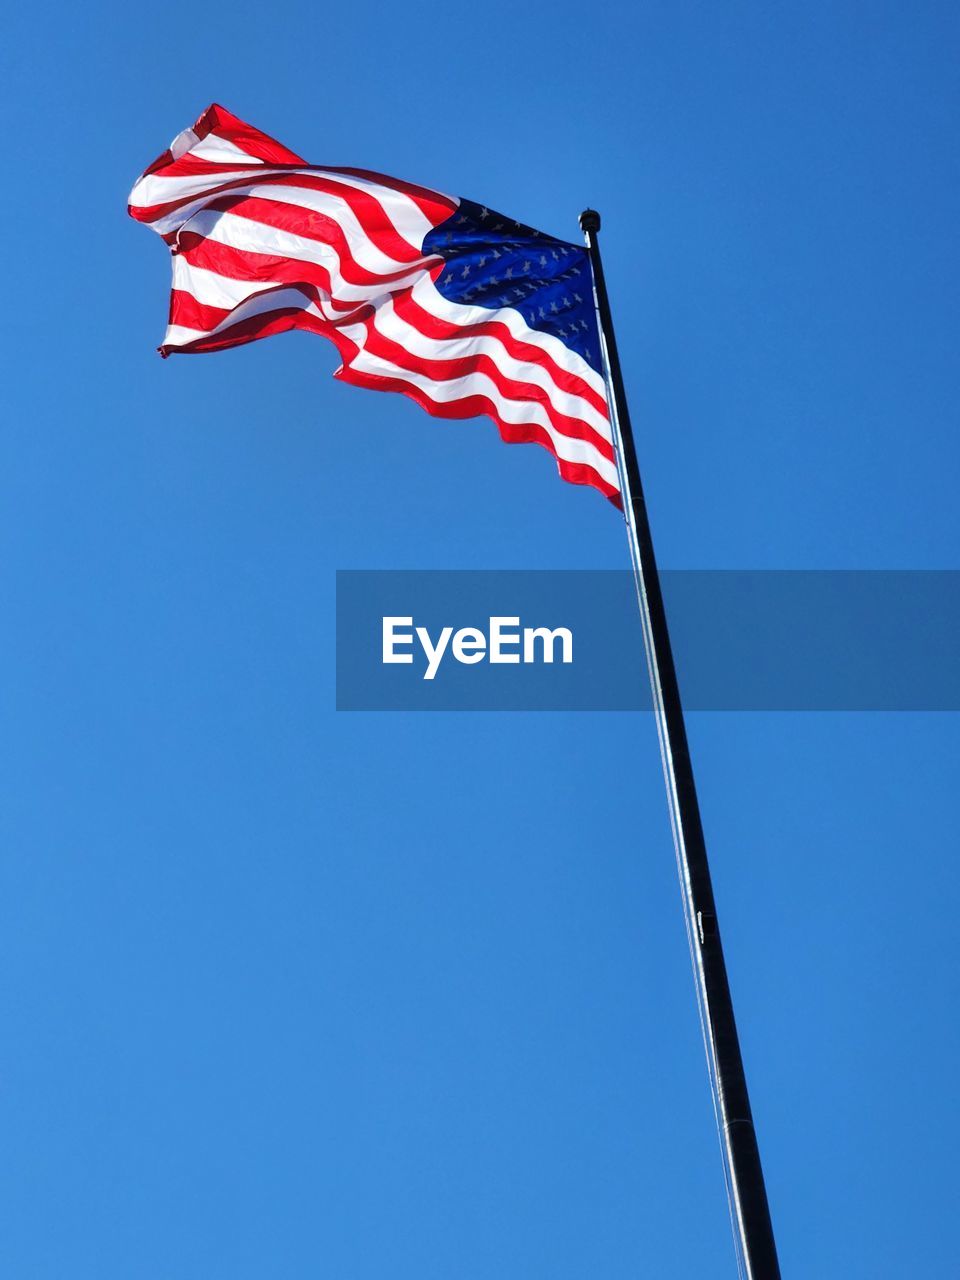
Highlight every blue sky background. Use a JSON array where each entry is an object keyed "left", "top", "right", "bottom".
[{"left": 1, "top": 1, "right": 958, "bottom": 1275}]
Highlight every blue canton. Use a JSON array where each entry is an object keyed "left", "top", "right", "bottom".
[{"left": 423, "top": 199, "right": 602, "bottom": 374}]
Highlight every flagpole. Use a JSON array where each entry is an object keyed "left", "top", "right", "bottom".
[{"left": 580, "top": 209, "right": 781, "bottom": 1280}]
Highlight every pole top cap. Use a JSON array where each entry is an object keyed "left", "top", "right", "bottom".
[{"left": 579, "top": 208, "right": 601, "bottom": 233}]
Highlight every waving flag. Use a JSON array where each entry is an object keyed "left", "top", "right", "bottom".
[{"left": 128, "top": 105, "right": 619, "bottom": 503}]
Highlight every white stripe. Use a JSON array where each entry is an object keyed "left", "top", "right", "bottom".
[
  {"left": 172, "top": 256, "right": 279, "bottom": 311},
  {"left": 192, "top": 132, "right": 267, "bottom": 165},
  {"left": 238, "top": 180, "right": 427, "bottom": 275},
  {"left": 412, "top": 278, "right": 608, "bottom": 402},
  {"left": 309, "top": 169, "right": 453, "bottom": 250},
  {"left": 169, "top": 126, "right": 199, "bottom": 161},
  {"left": 163, "top": 285, "right": 320, "bottom": 348},
  {"left": 135, "top": 175, "right": 433, "bottom": 258},
  {"left": 171, "top": 254, "right": 372, "bottom": 329},
  {"left": 131, "top": 167, "right": 270, "bottom": 211},
  {"left": 182, "top": 209, "right": 434, "bottom": 303},
  {"left": 163, "top": 323, "right": 207, "bottom": 346}
]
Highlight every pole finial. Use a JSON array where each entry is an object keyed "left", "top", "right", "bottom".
[{"left": 579, "top": 208, "right": 601, "bottom": 233}]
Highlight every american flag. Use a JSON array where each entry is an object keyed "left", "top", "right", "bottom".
[{"left": 128, "top": 105, "right": 619, "bottom": 505}]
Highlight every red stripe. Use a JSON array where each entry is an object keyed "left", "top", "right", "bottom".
[
  {"left": 256, "top": 172, "right": 433, "bottom": 262},
  {"left": 160, "top": 306, "right": 312, "bottom": 356},
  {"left": 322, "top": 166, "right": 456, "bottom": 224},
  {"left": 135, "top": 106, "right": 452, "bottom": 222},
  {"left": 191, "top": 103, "right": 306, "bottom": 165},
  {"left": 177, "top": 234, "right": 383, "bottom": 320},
  {"left": 150, "top": 153, "right": 281, "bottom": 179},
  {"left": 394, "top": 290, "right": 609, "bottom": 420},
  {"left": 355, "top": 312, "right": 615, "bottom": 461},
  {"left": 199, "top": 194, "right": 439, "bottom": 290},
  {"left": 168, "top": 289, "right": 230, "bottom": 332},
  {"left": 177, "top": 234, "right": 352, "bottom": 314},
  {"left": 140, "top": 146, "right": 174, "bottom": 180},
  {"left": 127, "top": 105, "right": 307, "bottom": 207},
  {"left": 130, "top": 169, "right": 449, "bottom": 262},
  {"left": 129, "top": 173, "right": 301, "bottom": 228}
]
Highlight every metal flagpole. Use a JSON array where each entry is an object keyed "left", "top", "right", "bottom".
[{"left": 579, "top": 209, "right": 781, "bottom": 1280}]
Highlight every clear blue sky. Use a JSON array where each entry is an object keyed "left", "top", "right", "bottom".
[{"left": 1, "top": 1, "right": 958, "bottom": 1275}]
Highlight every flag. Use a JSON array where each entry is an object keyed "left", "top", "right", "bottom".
[{"left": 128, "top": 105, "right": 619, "bottom": 504}]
